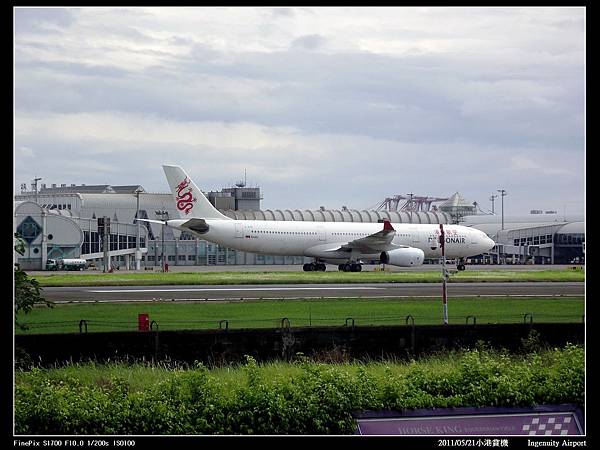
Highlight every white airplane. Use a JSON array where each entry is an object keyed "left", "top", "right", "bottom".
[{"left": 141, "top": 165, "right": 495, "bottom": 272}]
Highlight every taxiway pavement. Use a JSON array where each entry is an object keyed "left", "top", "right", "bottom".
[{"left": 44, "top": 282, "right": 584, "bottom": 303}]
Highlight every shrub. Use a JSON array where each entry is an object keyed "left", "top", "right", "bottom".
[{"left": 15, "top": 346, "right": 584, "bottom": 434}]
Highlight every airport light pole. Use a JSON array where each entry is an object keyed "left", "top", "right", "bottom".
[
  {"left": 497, "top": 189, "right": 507, "bottom": 230},
  {"left": 135, "top": 188, "right": 142, "bottom": 271},
  {"left": 489, "top": 194, "right": 498, "bottom": 214},
  {"left": 32, "top": 177, "right": 42, "bottom": 205},
  {"left": 155, "top": 209, "right": 169, "bottom": 272}
]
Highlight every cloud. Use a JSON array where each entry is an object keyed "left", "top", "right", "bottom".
[
  {"left": 509, "top": 155, "right": 574, "bottom": 176},
  {"left": 291, "top": 34, "right": 327, "bottom": 50},
  {"left": 14, "top": 7, "right": 75, "bottom": 34},
  {"left": 269, "top": 7, "right": 295, "bottom": 18},
  {"left": 17, "top": 146, "right": 35, "bottom": 158},
  {"left": 13, "top": 7, "right": 585, "bottom": 214}
]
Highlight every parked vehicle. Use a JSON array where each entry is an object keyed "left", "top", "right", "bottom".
[{"left": 46, "top": 258, "right": 88, "bottom": 271}]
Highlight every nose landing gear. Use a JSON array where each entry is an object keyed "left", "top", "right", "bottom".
[{"left": 456, "top": 258, "right": 466, "bottom": 271}]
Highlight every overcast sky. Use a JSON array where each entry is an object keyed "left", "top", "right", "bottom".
[{"left": 14, "top": 7, "right": 585, "bottom": 216}]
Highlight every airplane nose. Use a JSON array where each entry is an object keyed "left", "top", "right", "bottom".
[{"left": 485, "top": 236, "right": 495, "bottom": 251}]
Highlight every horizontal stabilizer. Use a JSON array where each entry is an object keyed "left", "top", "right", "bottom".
[
  {"left": 182, "top": 218, "right": 209, "bottom": 234},
  {"left": 136, "top": 218, "right": 167, "bottom": 225}
]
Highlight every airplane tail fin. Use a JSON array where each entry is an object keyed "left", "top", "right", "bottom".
[{"left": 163, "top": 165, "right": 231, "bottom": 220}]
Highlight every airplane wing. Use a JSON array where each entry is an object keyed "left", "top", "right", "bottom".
[{"left": 326, "top": 220, "right": 408, "bottom": 254}]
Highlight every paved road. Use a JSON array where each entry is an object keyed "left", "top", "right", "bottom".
[
  {"left": 27, "top": 264, "right": 584, "bottom": 276},
  {"left": 44, "top": 282, "right": 585, "bottom": 303}
]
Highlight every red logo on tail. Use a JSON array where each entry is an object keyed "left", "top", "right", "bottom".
[{"left": 175, "top": 177, "right": 197, "bottom": 215}]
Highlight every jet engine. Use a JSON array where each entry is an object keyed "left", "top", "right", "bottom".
[{"left": 380, "top": 248, "right": 425, "bottom": 267}]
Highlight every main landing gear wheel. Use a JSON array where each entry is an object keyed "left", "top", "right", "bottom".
[
  {"left": 303, "top": 262, "right": 326, "bottom": 272},
  {"left": 338, "top": 263, "right": 362, "bottom": 272},
  {"left": 457, "top": 264, "right": 466, "bottom": 271}
]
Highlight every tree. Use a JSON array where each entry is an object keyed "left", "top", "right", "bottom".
[{"left": 14, "top": 233, "right": 52, "bottom": 330}]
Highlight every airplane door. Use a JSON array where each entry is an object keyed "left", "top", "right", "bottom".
[
  {"left": 317, "top": 224, "right": 326, "bottom": 241},
  {"left": 464, "top": 229, "right": 479, "bottom": 253},
  {"left": 234, "top": 222, "right": 243, "bottom": 238},
  {"left": 470, "top": 230, "right": 478, "bottom": 244},
  {"left": 410, "top": 226, "right": 421, "bottom": 243}
]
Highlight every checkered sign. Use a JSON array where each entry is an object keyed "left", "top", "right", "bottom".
[
  {"left": 521, "top": 415, "right": 578, "bottom": 435},
  {"left": 355, "top": 409, "right": 583, "bottom": 435}
]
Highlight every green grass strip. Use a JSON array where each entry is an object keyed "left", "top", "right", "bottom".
[
  {"left": 34, "top": 268, "right": 584, "bottom": 287},
  {"left": 17, "top": 296, "right": 584, "bottom": 334}
]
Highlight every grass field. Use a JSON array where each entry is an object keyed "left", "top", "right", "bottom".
[
  {"left": 17, "top": 296, "right": 585, "bottom": 334},
  {"left": 33, "top": 268, "right": 585, "bottom": 287}
]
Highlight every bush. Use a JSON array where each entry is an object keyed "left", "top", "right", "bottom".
[{"left": 15, "top": 345, "right": 584, "bottom": 435}]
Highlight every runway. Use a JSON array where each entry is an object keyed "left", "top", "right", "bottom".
[{"left": 44, "top": 282, "right": 585, "bottom": 304}]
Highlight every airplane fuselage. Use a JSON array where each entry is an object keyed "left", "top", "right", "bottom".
[{"left": 167, "top": 219, "right": 493, "bottom": 262}]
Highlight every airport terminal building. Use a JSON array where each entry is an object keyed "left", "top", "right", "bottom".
[{"left": 14, "top": 182, "right": 584, "bottom": 270}]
